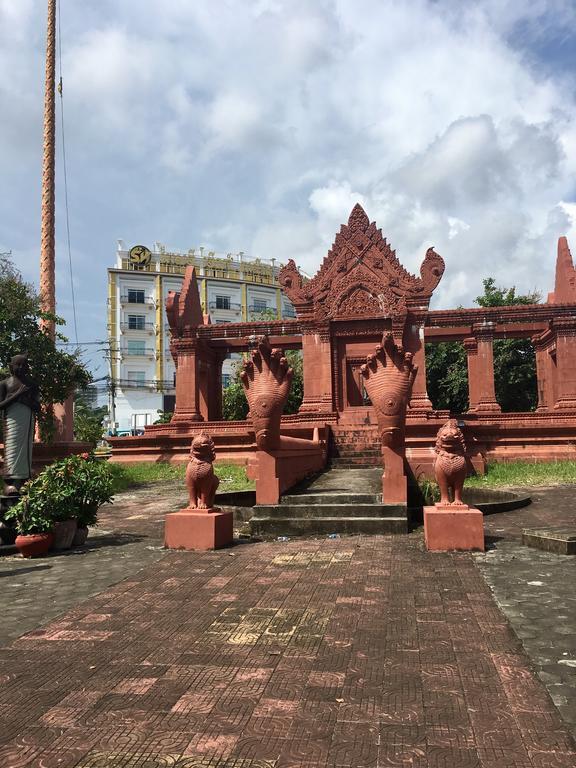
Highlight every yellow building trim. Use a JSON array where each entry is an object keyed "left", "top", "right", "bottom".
[
  {"left": 276, "top": 288, "right": 282, "bottom": 319},
  {"left": 107, "top": 272, "right": 118, "bottom": 381},
  {"left": 241, "top": 283, "right": 247, "bottom": 321},
  {"left": 201, "top": 278, "right": 208, "bottom": 313},
  {"left": 156, "top": 275, "right": 163, "bottom": 383}
]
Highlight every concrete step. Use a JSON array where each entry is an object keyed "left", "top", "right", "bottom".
[
  {"left": 250, "top": 515, "right": 408, "bottom": 538},
  {"left": 256, "top": 503, "right": 405, "bottom": 518},
  {"left": 281, "top": 492, "right": 382, "bottom": 505},
  {"left": 329, "top": 458, "right": 381, "bottom": 467}
]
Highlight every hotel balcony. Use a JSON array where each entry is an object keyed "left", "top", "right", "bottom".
[
  {"left": 119, "top": 294, "right": 156, "bottom": 307},
  {"left": 120, "top": 347, "right": 156, "bottom": 361},
  {"left": 120, "top": 321, "right": 157, "bottom": 334}
]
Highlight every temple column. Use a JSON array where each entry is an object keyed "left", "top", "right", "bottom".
[
  {"left": 463, "top": 337, "right": 480, "bottom": 411},
  {"left": 553, "top": 317, "right": 576, "bottom": 409},
  {"left": 466, "top": 324, "right": 501, "bottom": 413},
  {"left": 209, "top": 350, "right": 225, "bottom": 421},
  {"left": 299, "top": 323, "right": 333, "bottom": 413},
  {"left": 405, "top": 312, "right": 432, "bottom": 413},
  {"left": 532, "top": 328, "right": 556, "bottom": 412},
  {"left": 172, "top": 336, "right": 203, "bottom": 423}
]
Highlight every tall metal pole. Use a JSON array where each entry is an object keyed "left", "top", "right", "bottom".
[{"left": 39, "top": 0, "right": 56, "bottom": 339}]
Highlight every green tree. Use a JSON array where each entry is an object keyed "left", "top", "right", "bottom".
[
  {"left": 154, "top": 410, "right": 173, "bottom": 424},
  {"left": 73, "top": 388, "right": 108, "bottom": 446},
  {"left": 0, "top": 254, "right": 91, "bottom": 437},
  {"left": 426, "top": 278, "right": 540, "bottom": 413},
  {"left": 222, "top": 349, "right": 303, "bottom": 421}
]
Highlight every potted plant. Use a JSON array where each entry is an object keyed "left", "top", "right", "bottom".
[
  {"left": 4, "top": 495, "right": 54, "bottom": 558},
  {"left": 5, "top": 454, "right": 114, "bottom": 554},
  {"left": 59, "top": 453, "right": 114, "bottom": 546}
]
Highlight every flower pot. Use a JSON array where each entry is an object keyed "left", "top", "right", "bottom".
[
  {"left": 72, "top": 525, "right": 89, "bottom": 547},
  {"left": 52, "top": 519, "right": 78, "bottom": 551},
  {"left": 15, "top": 533, "right": 54, "bottom": 558}
]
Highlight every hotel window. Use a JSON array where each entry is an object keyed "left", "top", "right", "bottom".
[
  {"left": 215, "top": 295, "right": 231, "bottom": 310},
  {"left": 127, "top": 371, "right": 146, "bottom": 387},
  {"left": 253, "top": 299, "right": 267, "bottom": 313},
  {"left": 128, "top": 315, "right": 146, "bottom": 330},
  {"left": 127, "top": 340, "right": 146, "bottom": 355},
  {"left": 127, "top": 289, "right": 145, "bottom": 304}
]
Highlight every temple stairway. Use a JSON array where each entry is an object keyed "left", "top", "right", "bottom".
[
  {"left": 328, "top": 426, "right": 382, "bottom": 467},
  {"left": 249, "top": 467, "right": 409, "bottom": 538}
]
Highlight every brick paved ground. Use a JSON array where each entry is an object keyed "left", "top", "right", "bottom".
[
  {"left": 0, "top": 485, "right": 183, "bottom": 646},
  {"left": 0, "top": 482, "right": 575, "bottom": 767},
  {"left": 478, "top": 485, "right": 576, "bottom": 736}
]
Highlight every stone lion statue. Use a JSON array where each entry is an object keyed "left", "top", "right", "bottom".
[
  {"left": 186, "top": 433, "right": 219, "bottom": 509},
  {"left": 434, "top": 419, "right": 467, "bottom": 506}
]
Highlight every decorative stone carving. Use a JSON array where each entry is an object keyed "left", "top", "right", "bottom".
[
  {"left": 186, "top": 433, "right": 220, "bottom": 509},
  {"left": 0, "top": 355, "right": 41, "bottom": 495},
  {"left": 240, "top": 335, "right": 293, "bottom": 451},
  {"left": 277, "top": 259, "right": 309, "bottom": 304},
  {"left": 279, "top": 203, "right": 445, "bottom": 323},
  {"left": 361, "top": 332, "right": 417, "bottom": 450},
  {"left": 433, "top": 420, "right": 467, "bottom": 506},
  {"left": 360, "top": 332, "right": 417, "bottom": 502}
]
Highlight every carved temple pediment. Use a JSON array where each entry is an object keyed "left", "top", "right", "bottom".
[{"left": 279, "top": 203, "right": 445, "bottom": 321}]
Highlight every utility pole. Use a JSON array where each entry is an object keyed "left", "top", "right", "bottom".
[{"left": 40, "top": 0, "right": 56, "bottom": 337}]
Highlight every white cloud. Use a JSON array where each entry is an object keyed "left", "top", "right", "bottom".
[{"left": 1, "top": 1, "right": 575, "bottom": 368}]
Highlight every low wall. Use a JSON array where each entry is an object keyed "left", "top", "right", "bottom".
[{"left": 108, "top": 410, "right": 576, "bottom": 471}]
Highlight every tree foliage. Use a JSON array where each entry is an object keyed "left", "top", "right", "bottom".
[
  {"left": 426, "top": 278, "right": 540, "bottom": 414},
  {"left": 0, "top": 254, "right": 91, "bottom": 436},
  {"left": 74, "top": 389, "right": 108, "bottom": 446},
  {"left": 222, "top": 349, "right": 303, "bottom": 421}
]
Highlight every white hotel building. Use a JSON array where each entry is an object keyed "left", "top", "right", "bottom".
[{"left": 107, "top": 242, "right": 295, "bottom": 433}]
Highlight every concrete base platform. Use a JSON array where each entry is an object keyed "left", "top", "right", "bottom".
[
  {"left": 424, "top": 505, "right": 485, "bottom": 552},
  {"left": 522, "top": 528, "right": 576, "bottom": 555},
  {"left": 165, "top": 507, "right": 233, "bottom": 551}
]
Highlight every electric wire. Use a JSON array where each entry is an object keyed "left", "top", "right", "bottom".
[{"left": 56, "top": 0, "right": 79, "bottom": 345}]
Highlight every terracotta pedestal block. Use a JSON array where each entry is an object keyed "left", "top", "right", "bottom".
[
  {"left": 164, "top": 508, "right": 233, "bottom": 551},
  {"left": 424, "top": 505, "right": 484, "bottom": 552}
]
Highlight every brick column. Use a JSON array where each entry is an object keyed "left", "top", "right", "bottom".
[
  {"left": 532, "top": 328, "right": 556, "bottom": 412},
  {"left": 466, "top": 323, "right": 501, "bottom": 413},
  {"left": 553, "top": 317, "right": 576, "bottom": 409},
  {"left": 405, "top": 312, "right": 432, "bottom": 413},
  {"left": 463, "top": 337, "right": 480, "bottom": 411},
  {"left": 172, "top": 336, "right": 203, "bottom": 423},
  {"left": 299, "top": 324, "right": 333, "bottom": 413}
]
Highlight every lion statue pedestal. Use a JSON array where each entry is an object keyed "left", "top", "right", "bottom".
[
  {"left": 424, "top": 421, "right": 484, "bottom": 552},
  {"left": 165, "top": 434, "right": 233, "bottom": 551}
]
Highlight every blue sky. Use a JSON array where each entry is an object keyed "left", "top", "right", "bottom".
[{"left": 1, "top": 0, "right": 576, "bottom": 376}]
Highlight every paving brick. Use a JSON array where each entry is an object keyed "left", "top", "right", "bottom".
[{"left": 0, "top": 482, "right": 575, "bottom": 766}]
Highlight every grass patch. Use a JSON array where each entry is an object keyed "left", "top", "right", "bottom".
[
  {"left": 109, "top": 462, "right": 253, "bottom": 494},
  {"left": 417, "top": 459, "right": 576, "bottom": 504},
  {"left": 465, "top": 460, "right": 576, "bottom": 488}
]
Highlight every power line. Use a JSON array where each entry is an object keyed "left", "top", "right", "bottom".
[{"left": 56, "top": 0, "right": 78, "bottom": 344}]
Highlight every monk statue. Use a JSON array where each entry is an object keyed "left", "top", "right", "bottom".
[{"left": 0, "top": 355, "right": 40, "bottom": 495}]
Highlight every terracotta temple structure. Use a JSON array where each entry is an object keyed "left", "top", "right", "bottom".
[{"left": 111, "top": 205, "right": 576, "bottom": 493}]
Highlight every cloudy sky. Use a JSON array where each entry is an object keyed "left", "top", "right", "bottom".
[{"left": 1, "top": 0, "right": 576, "bottom": 375}]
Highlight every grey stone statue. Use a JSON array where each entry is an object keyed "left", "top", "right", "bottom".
[{"left": 0, "top": 355, "right": 40, "bottom": 495}]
